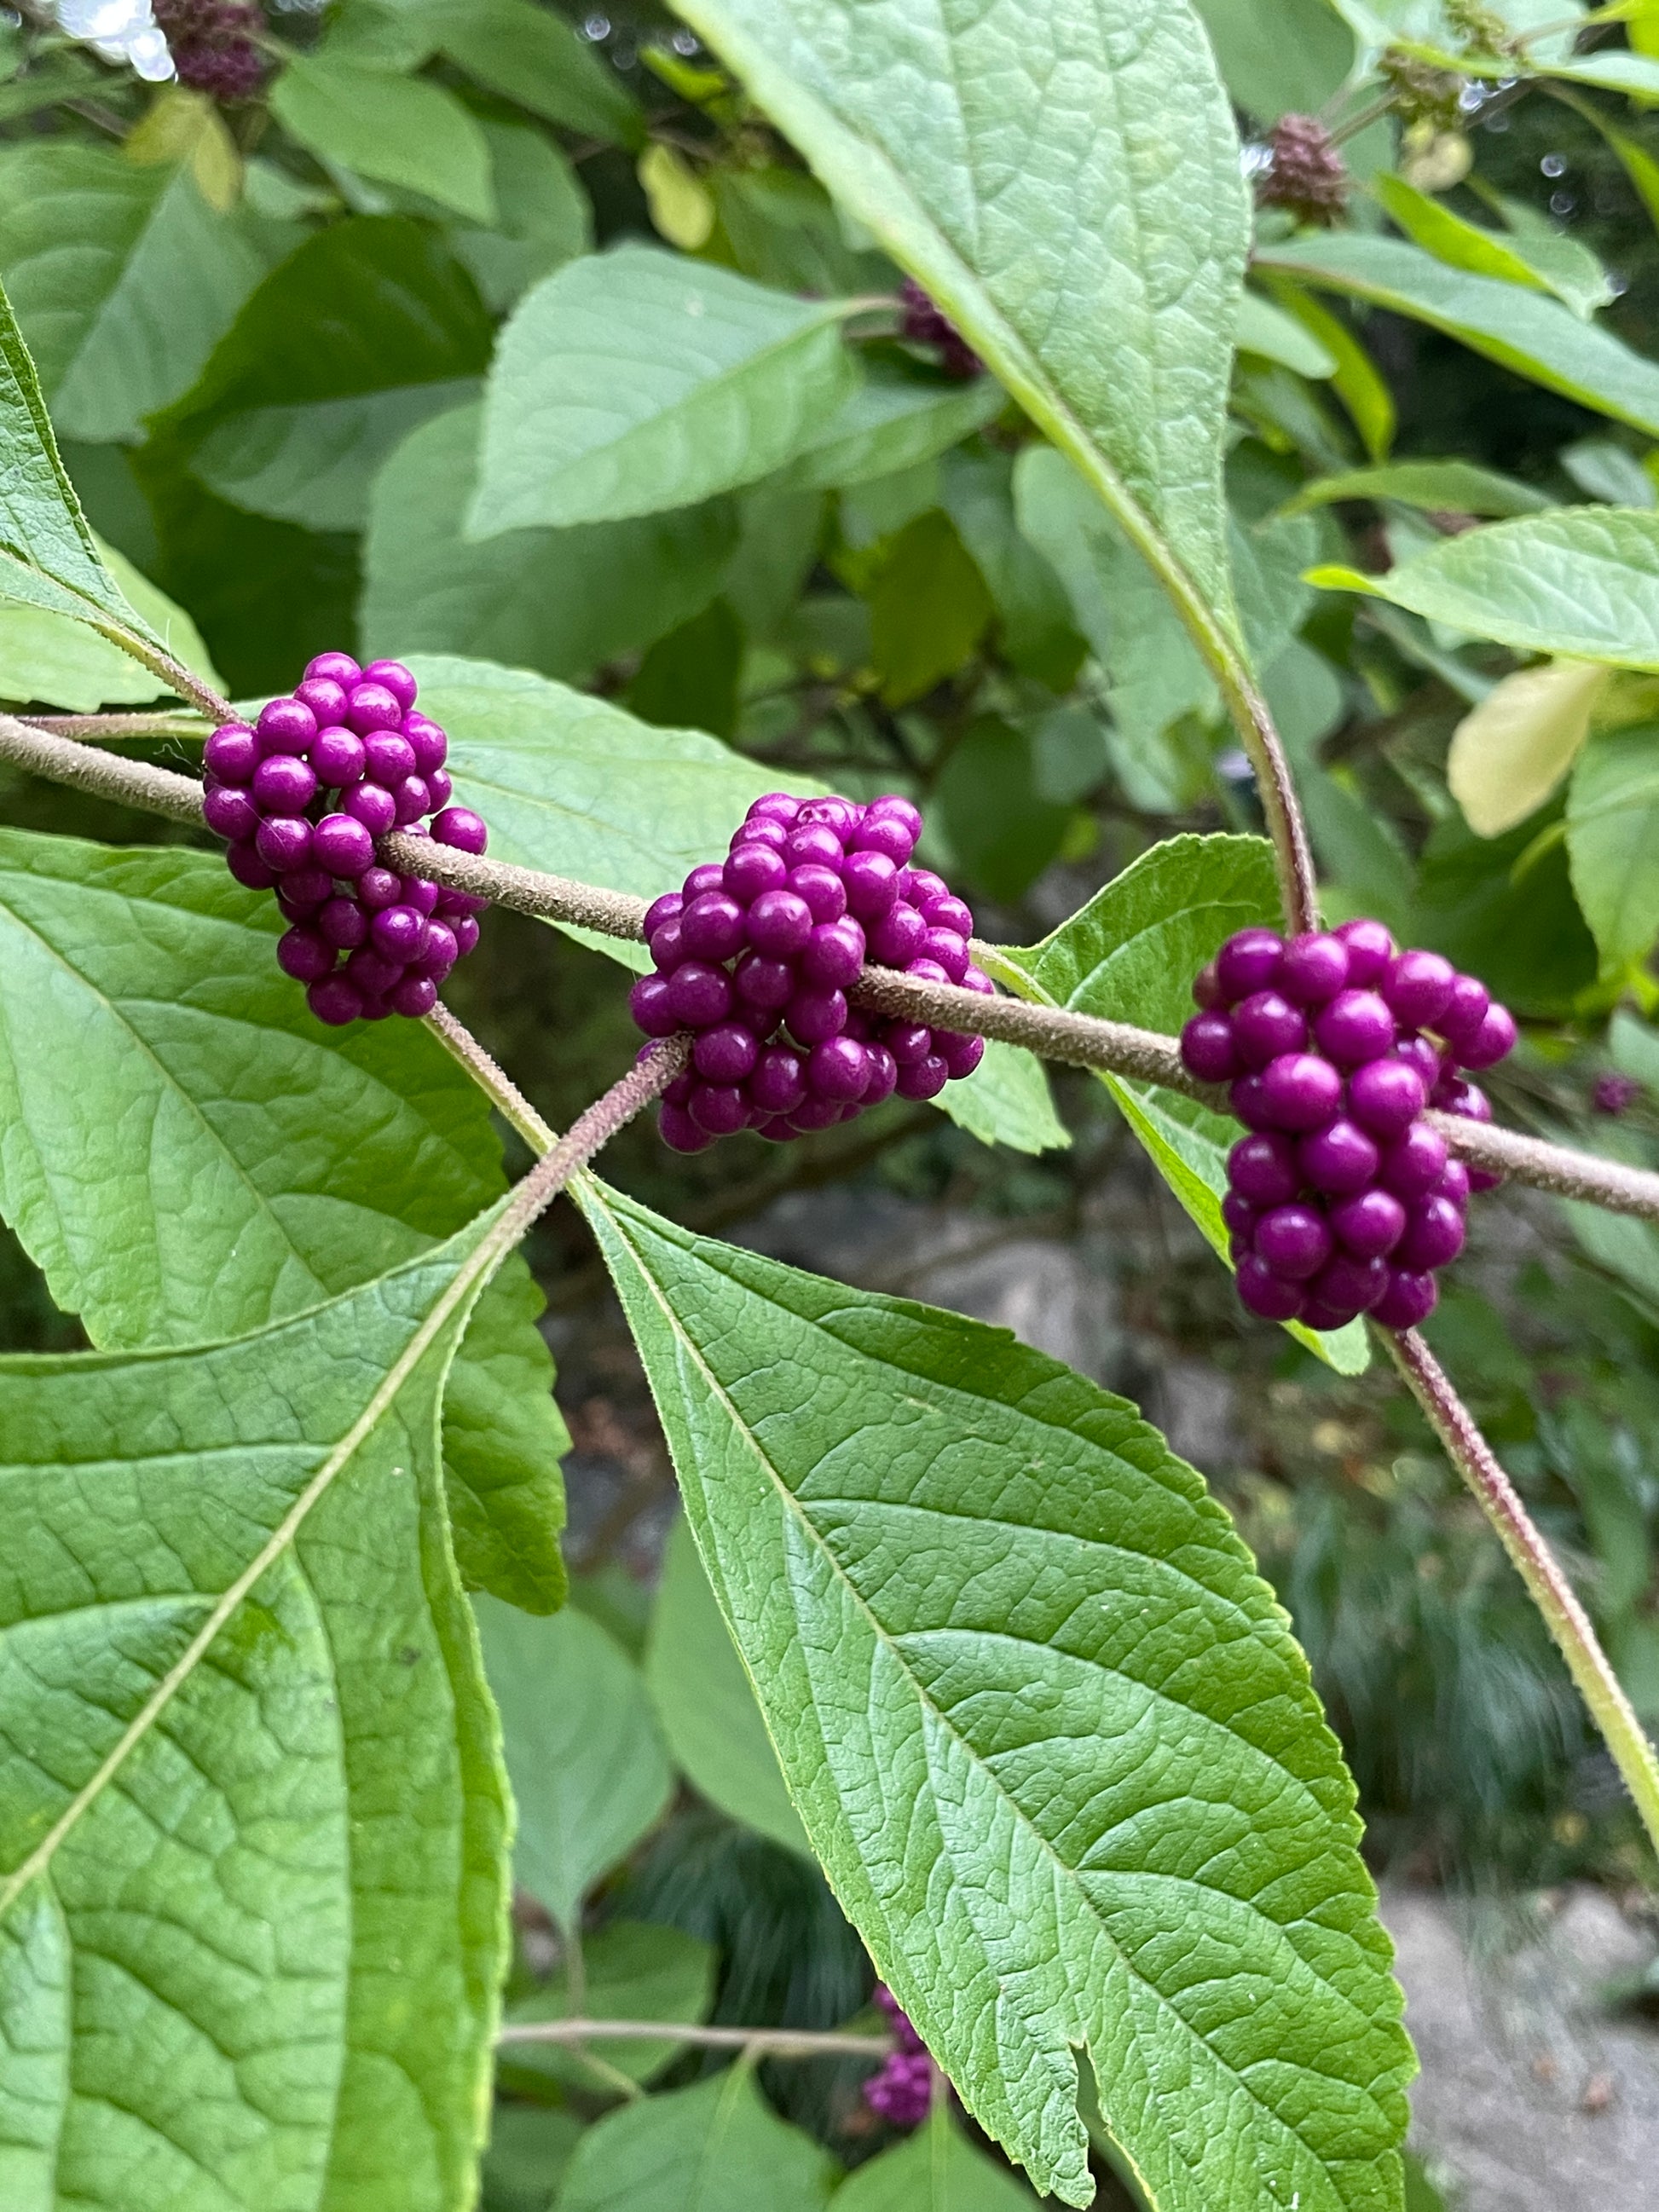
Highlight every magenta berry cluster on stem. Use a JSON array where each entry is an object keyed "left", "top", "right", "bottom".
[
  {"left": 628, "top": 791, "right": 990, "bottom": 1152},
  {"left": 1180, "top": 919, "right": 1517, "bottom": 1333},
  {"left": 864, "top": 1987, "right": 934, "bottom": 2128},
  {"left": 153, "top": 0, "right": 268, "bottom": 99},
  {"left": 202, "top": 653, "right": 490, "bottom": 1029},
  {"left": 898, "top": 278, "right": 983, "bottom": 380}
]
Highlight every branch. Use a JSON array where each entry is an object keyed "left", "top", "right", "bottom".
[
  {"left": 21, "top": 712, "right": 210, "bottom": 742},
  {"left": 3, "top": 713, "right": 1658, "bottom": 1225},
  {"left": 1386, "top": 1328, "right": 1659, "bottom": 1860},
  {"left": 496, "top": 2018, "right": 890, "bottom": 2059}
]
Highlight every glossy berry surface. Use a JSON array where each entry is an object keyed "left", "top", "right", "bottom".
[
  {"left": 864, "top": 1986, "right": 934, "bottom": 2128},
  {"left": 1181, "top": 921, "right": 1516, "bottom": 1331},
  {"left": 202, "top": 654, "right": 489, "bottom": 1025},
  {"left": 629, "top": 791, "right": 986, "bottom": 1150}
]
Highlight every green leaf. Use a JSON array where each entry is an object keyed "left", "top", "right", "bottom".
[
  {"left": 672, "top": 0, "right": 1251, "bottom": 638},
  {"left": 935, "top": 713, "right": 1071, "bottom": 898},
  {"left": 1262, "top": 280, "right": 1396, "bottom": 462},
  {"left": 935, "top": 1039, "right": 1072, "bottom": 1158},
  {"left": 991, "top": 834, "right": 1370, "bottom": 1376},
  {"left": 1256, "top": 233, "right": 1659, "bottom": 438},
  {"left": 476, "top": 1597, "right": 673, "bottom": 1933},
  {"left": 436, "top": 0, "right": 644, "bottom": 146},
  {"left": 0, "top": 143, "right": 266, "bottom": 442},
  {"left": 172, "top": 214, "right": 494, "bottom": 533},
  {"left": 1546, "top": 48, "right": 1659, "bottom": 101},
  {"left": 365, "top": 404, "right": 737, "bottom": 682},
  {"left": 270, "top": 53, "right": 496, "bottom": 224},
  {"left": 1567, "top": 722, "right": 1659, "bottom": 973},
  {"left": 1238, "top": 291, "right": 1338, "bottom": 378},
  {"left": 0, "top": 531, "right": 219, "bottom": 706},
  {"left": 453, "top": 120, "right": 592, "bottom": 315},
  {"left": 1448, "top": 659, "right": 1607, "bottom": 836},
  {"left": 866, "top": 509, "right": 994, "bottom": 706},
  {"left": 406, "top": 651, "right": 817, "bottom": 970},
  {"left": 0, "top": 825, "right": 569, "bottom": 1610},
  {"left": 554, "top": 2067, "right": 840, "bottom": 2212},
  {"left": 471, "top": 245, "right": 856, "bottom": 534},
  {"left": 1561, "top": 435, "right": 1656, "bottom": 507},
  {"left": 836, "top": 2108, "right": 1040, "bottom": 2210},
  {"left": 941, "top": 448, "right": 1088, "bottom": 691},
  {"left": 782, "top": 365, "right": 1003, "bottom": 491},
  {"left": 1371, "top": 172, "right": 1613, "bottom": 319},
  {"left": 627, "top": 596, "right": 745, "bottom": 740},
  {"left": 1281, "top": 459, "right": 1553, "bottom": 519},
  {"left": 645, "top": 1516, "right": 813, "bottom": 1858},
  {"left": 581, "top": 1184, "right": 1412, "bottom": 2210},
  {"left": 1413, "top": 810, "right": 1598, "bottom": 1018},
  {"left": 1309, "top": 509, "right": 1659, "bottom": 668},
  {"left": 502, "top": 1920, "right": 717, "bottom": 2094},
  {"left": 483, "top": 2105, "right": 584, "bottom": 2212},
  {"left": 0, "top": 1222, "right": 515, "bottom": 2212}
]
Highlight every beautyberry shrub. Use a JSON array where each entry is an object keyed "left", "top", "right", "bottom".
[
  {"left": 629, "top": 791, "right": 990, "bottom": 1151},
  {"left": 1180, "top": 919, "right": 1516, "bottom": 1332},
  {"left": 864, "top": 1986, "right": 935, "bottom": 2128},
  {"left": 203, "top": 654, "right": 490, "bottom": 1028}
]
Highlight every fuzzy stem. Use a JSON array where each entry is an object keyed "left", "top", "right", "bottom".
[
  {"left": 1387, "top": 1328, "right": 1659, "bottom": 1859},
  {"left": 21, "top": 713, "right": 210, "bottom": 742},
  {"left": 496, "top": 2019, "right": 889, "bottom": 2059},
  {"left": 489, "top": 1038, "right": 690, "bottom": 1256},
  {"left": 3, "top": 714, "right": 1658, "bottom": 1223},
  {"left": 424, "top": 1000, "right": 557, "bottom": 1155}
]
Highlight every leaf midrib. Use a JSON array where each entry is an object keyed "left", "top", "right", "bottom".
[{"left": 594, "top": 1191, "right": 1392, "bottom": 2198}]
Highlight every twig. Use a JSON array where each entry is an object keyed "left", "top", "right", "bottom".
[
  {"left": 1387, "top": 1328, "right": 1659, "bottom": 1859},
  {"left": 3, "top": 713, "right": 1659, "bottom": 1225},
  {"left": 496, "top": 2018, "right": 890, "bottom": 2059},
  {"left": 21, "top": 713, "right": 209, "bottom": 742},
  {"left": 424, "top": 1000, "right": 556, "bottom": 1156},
  {"left": 490, "top": 1038, "right": 690, "bottom": 1256}
]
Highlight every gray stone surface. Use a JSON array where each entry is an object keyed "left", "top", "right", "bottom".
[{"left": 1384, "top": 1886, "right": 1659, "bottom": 2211}]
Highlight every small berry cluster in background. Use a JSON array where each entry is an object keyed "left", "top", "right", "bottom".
[
  {"left": 898, "top": 278, "right": 983, "bottom": 380},
  {"left": 202, "top": 655, "right": 489, "bottom": 1028},
  {"left": 1257, "top": 113, "right": 1351, "bottom": 226},
  {"left": 152, "top": 0, "right": 267, "bottom": 99},
  {"left": 629, "top": 792, "right": 990, "bottom": 1152},
  {"left": 1180, "top": 921, "right": 1517, "bottom": 1332},
  {"left": 864, "top": 1987, "right": 934, "bottom": 2128}
]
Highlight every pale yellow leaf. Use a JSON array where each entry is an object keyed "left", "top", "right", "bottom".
[
  {"left": 639, "top": 142, "right": 714, "bottom": 251},
  {"left": 1448, "top": 658, "right": 1608, "bottom": 836}
]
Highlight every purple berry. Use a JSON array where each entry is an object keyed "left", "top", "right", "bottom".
[
  {"left": 1437, "top": 973, "right": 1491, "bottom": 1051},
  {"left": 1232, "top": 990, "right": 1308, "bottom": 1069},
  {"left": 725, "top": 844, "right": 788, "bottom": 904},
  {"left": 1382, "top": 950, "right": 1454, "bottom": 1029},
  {"left": 307, "top": 976, "right": 362, "bottom": 1027},
  {"left": 748, "top": 1047, "right": 808, "bottom": 1116},
  {"left": 1372, "top": 1268, "right": 1438, "bottom": 1330},
  {"left": 276, "top": 925, "right": 336, "bottom": 985},
  {"left": 784, "top": 823, "right": 843, "bottom": 870},
  {"left": 1215, "top": 928, "right": 1284, "bottom": 1003},
  {"left": 1229, "top": 1074, "right": 1276, "bottom": 1132},
  {"left": 1222, "top": 1191, "right": 1257, "bottom": 1237},
  {"left": 1332, "top": 917, "right": 1396, "bottom": 988},
  {"left": 358, "top": 866, "right": 402, "bottom": 913},
  {"left": 306, "top": 651, "right": 361, "bottom": 688},
  {"left": 1181, "top": 1012, "right": 1241, "bottom": 1083},
  {"left": 918, "top": 927, "right": 968, "bottom": 983},
  {"left": 843, "top": 851, "right": 899, "bottom": 921},
  {"left": 734, "top": 816, "right": 788, "bottom": 852},
  {"left": 790, "top": 863, "right": 847, "bottom": 924},
  {"left": 433, "top": 807, "right": 489, "bottom": 856},
  {"left": 1313, "top": 990, "right": 1396, "bottom": 1067},
  {"left": 390, "top": 974, "right": 438, "bottom": 1019},
  {"left": 310, "top": 726, "right": 366, "bottom": 789},
  {"left": 863, "top": 1044, "right": 899, "bottom": 1103},
  {"left": 226, "top": 841, "right": 277, "bottom": 892},
  {"left": 252, "top": 754, "right": 317, "bottom": 816},
  {"left": 405, "top": 715, "right": 448, "bottom": 776},
  {"left": 1229, "top": 1132, "right": 1301, "bottom": 1208},
  {"left": 257, "top": 696, "right": 317, "bottom": 754},
  {"left": 936, "top": 1031, "right": 985, "bottom": 1079},
  {"left": 895, "top": 1054, "right": 949, "bottom": 1100},
  {"left": 735, "top": 951, "right": 795, "bottom": 1010},
  {"left": 401, "top": 875, "right": 439, "bottom": 918},
  {"left": 681, "top": 893, "right": 748, "bottom": 962},
  {"left": 802, "top": 919, "right": 865, "bottom": 987},
  {"left": 1328, "top": 1187, "right": 1407, "bottom": 1259},
  {"left": 689, "top": 1083, "right": 749, "bottom": 1135},
  {"left": 313, "top": 813, "right": 375, "bottom": 879},
  {"left": 747, "top": 792, "right": 799, "bottom": 823},
  {"left": 1436, "top": 1158, "right": 1472, "bottom": 1208},
  {"left": 1459, "top": 1003, "right": 1517, "bottom": 1071},
  {"left": 345, "top": 945, "right": 406, "bottom": 998},
  {"left": 204, "top": 785, "right": 258, "bottom": 842},
  {"left": 749, "top": 889, "right": 813, "bottom": 959},
  {"left": 362, "top": 731, "right": 416, "bottom": 787},
  {"left": 786, "top": 985, "right": 847, "bottom": 1045},
  {"left": 362, "top": 658, "right": 418, "bottom": 713},
  {"left": 869, "top": 904, "right": 927, "bottom": 967},
  {"left": 644, "top": 891, "right": 684, "bottom": 938},
  {"left": 1257, "top": 1053, "right": 1343, "bottom": 1130},
  {"left": 1396, "top": 1194, "right": 1466, "bottom": 1271},
  {"left": 345, "top": 682, "right": 404, "bottom": 736},
  {"left": 922, "top": 894, "right": 974, "bottom": 939},
  {"left": 1379, "top": 1123, "right": 1448, "bottom": 1199},
  {"left": 848, "top": 813, "right": 915, "bottom": 864},
  {"left": 319, "top": 896, "right": 369, "bottom": 950},
  {"left": 279, "top": 868, "right": 334, "bottom": 913},
  {"left": 1277, "top": 932, "right": 1350, "bottom": 1005},
  {"left": 1192, "top": 960, "right": 1223, "bottom": 1012},
  {"left": 392, "top": 775, "right": 431, "bottom": 827},
  {"left": 1347, "top": 1057, "right": 1427, "bottom": 1140},
  {"left": 413, "top": 919, "right": 460, "bottom": 979},
  {"left": 789, "top": 1095, "right": 844, "bottom": 1132},
  {"left": 1298, "top": 1117, "right": 1379, "bottom": 1195},
  {"left": 694, "top": 1023, "right": 759, "bottom": 1083},
  {"left": 1236, "top": 1253, "right": 1304, "bottom": 1321},
  {"left": 809, "top": 1036, "right": 870, "bottom": 1101},
  {"left": 451, "top": 915, "right": 482, "bottom": 958},
  {"left": 668, "top": 962, "right": 733, "bottom": 1029},
  {"left": 344, "top": 781, "right": 397, "bottom": 837},
  {"left": 905, "top": 868, "right": 948, "bottom": 909},
  {"left": 295, "top": 676, "right": 348, "bottom": 726},
  {"left": 371, "top": 905, "right": 425, "bottom": 961},
  {"left": 1256, "top": 1204, "right": 1333, "bottom": 1279},
  {"left": 869, "top": 794, "right": 922, "bottom": 839},
  {"left": 256, "top": 816, "right": 313, "bottom": 872},
  {"left": 204, "top": 724, "right": 258, "bottom": 785},
  {"left": 1395, "top": 1035, "right": 1444, "bottom": 1094},
  {"left": 683, "top": 863, "right": 726, "bottom": 899},
  {"left": 426, "top": 769, "right": 454, "bottom": 811},
  {"left": 659, "top": 1102, "right": 714, "bottom": 1153},
  {"left": 1309, "top": 1250, "right": 1389, "bottom": 1317},
  {"left": 885, "top": 1022, "right": 933, "bottom": 1066}
]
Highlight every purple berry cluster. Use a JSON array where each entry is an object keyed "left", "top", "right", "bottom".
[
  {"left": 627, "top": 791, "right": 990, "bottom": 1152},
  {"left": 1180, "top": 920, "right": 1517, "bottom": 1333},
  {"left": 202, "top": 653, "right": 489, "bottom": 1029},
  {"left": 864, "top": 1987, "right": 934, "bottom": 2128},
  {"left": 898, "top": 278, "right": 982, "bottom": 380},
  {"left": 153, "top": 0, "right": 268, "bottom": 99}
]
